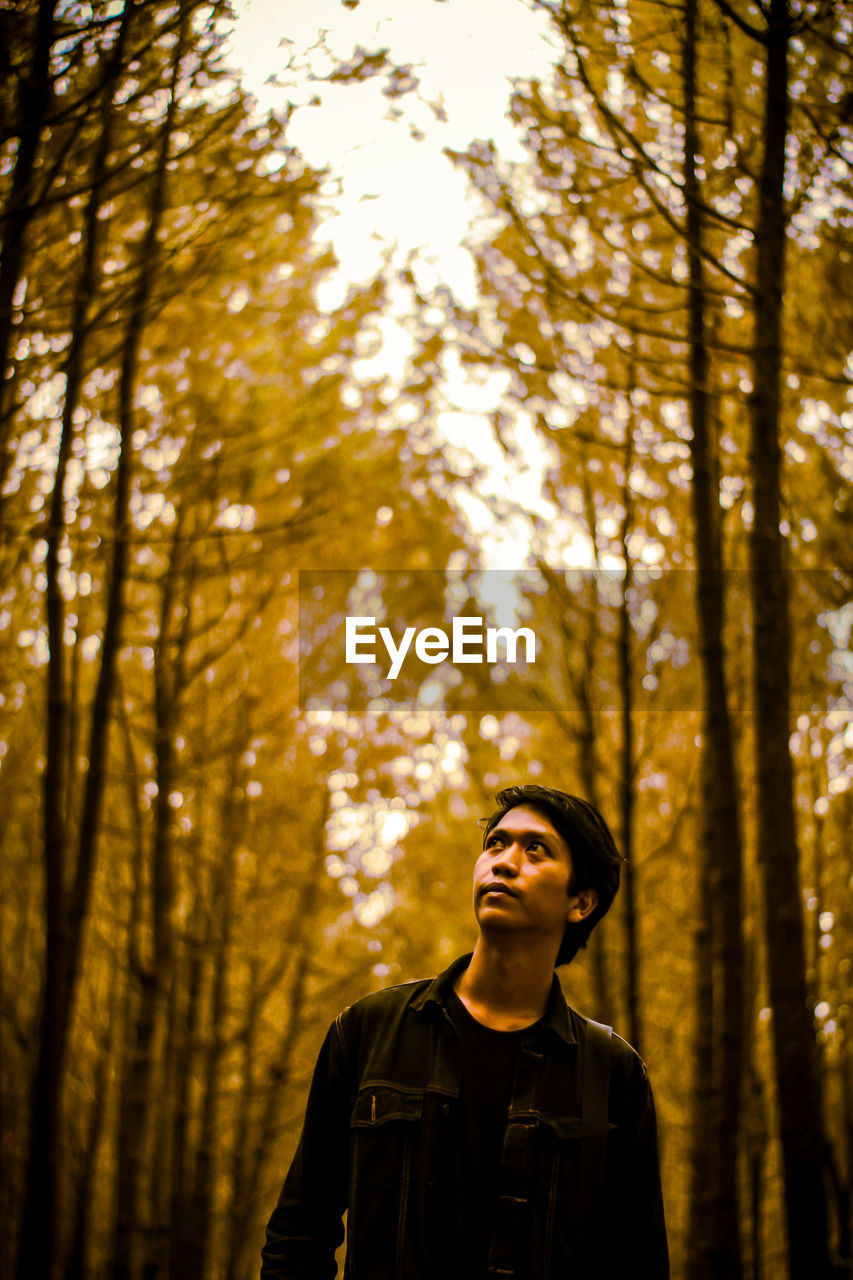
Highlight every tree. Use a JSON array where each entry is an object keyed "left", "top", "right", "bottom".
[
  {"left": 742, "top": 4, "right": 836, "bottom": 1271},
  {"left": 429, "top": 0, "right": 851, "bottom": 1272},
  {"left": 2, "top": 5, "right": 475, "bottom": 1278}
]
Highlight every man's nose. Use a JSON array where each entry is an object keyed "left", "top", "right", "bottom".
[{"left": 493, "top": 842, "right": 522, "bottom": 873}]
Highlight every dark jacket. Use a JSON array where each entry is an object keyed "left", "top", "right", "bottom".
[{"left": 261, "top": 955, "right": 669, "bottom": 1280}]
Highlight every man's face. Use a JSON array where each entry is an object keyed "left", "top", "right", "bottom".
[{"left": 473, "top": 805, "right": 597, "bottom": 949}]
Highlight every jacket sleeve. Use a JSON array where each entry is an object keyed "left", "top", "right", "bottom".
[
  {"left": 261, "top": 1015, "right": 354, "bottom": 1279},
  {"left": 604, "top": 1052, "right": 670, "bottom": 1278}
]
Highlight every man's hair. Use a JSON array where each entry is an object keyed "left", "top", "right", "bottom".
[{"left": 481, "top": 784, "right": 624, "bottom": 966}]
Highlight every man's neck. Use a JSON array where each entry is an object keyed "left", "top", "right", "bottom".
[{"left": 453, "top": 936, "right": 557, "bottom": 1031}]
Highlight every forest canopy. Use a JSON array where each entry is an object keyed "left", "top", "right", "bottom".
[{"left": 1, "top": 3, "right": 851, "bottom": 1280}]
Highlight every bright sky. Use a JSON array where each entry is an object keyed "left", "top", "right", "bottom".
[
  {"left": 224, "top": 0, "right": 565, "bottom": 566},
  {"left": 223, "top": 4, "right": 852, "bottom": 905},
  {"left": 226, "top": 0, "right": 555, "bottom": 297}
]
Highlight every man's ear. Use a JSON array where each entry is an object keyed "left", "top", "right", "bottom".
[{"left": 567, "top": 887, "right": 598, "bottom": 923}]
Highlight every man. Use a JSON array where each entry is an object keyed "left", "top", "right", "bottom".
[{"left": 261, "top": 783, "right": 669, "bottom": 1279}]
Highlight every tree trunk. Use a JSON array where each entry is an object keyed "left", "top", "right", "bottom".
[
  {"left": 178, "top": 770, "right": 240, "bottom": 1280},
  {"left": 576, "top": 573, "right": 612, "bottom": 1024},
  {"left": 226, "top": 800, "right": 330, "bottom": 1280},
  {"left": 618, "top": 418, "right": 640, "bottom": 1055},
  {"left": 748, "top": 3, "right": 833, "bottom": 1275},
  {"left": 14, "top": 8, "right": 135, "bottom": 1277},
  {"left": 64, "top": 958, "right": 121, "bottom": 1280},
  {"left": 839, "top": 1010, "right": 853, "bottom": 1265},
  {"left": 689, "top": 855, "right": 716, "bottom": 1279},
  {"left": 805, "top": 747, "right": 826, "bottom": 996},
  {"left": 0, "top": 0, "right": 58, "bottom": 502},
  {"left": 535, "top": 551, "right": 614, "bottom": 1022},
  {"left": 106, "top": 20, "right": 189, "bottom": 1276},
  {"left": 741, "top": 935, "right": 768, "bottom": 1280},
  {"left": 168, "top": 880, "right": 204, "bottom": 1280},
  {"left": 682, "top": 3, "right": 745, "bottom": 1276},
  {"left": 113, "top": 528, "right": 188, "bottom": 1280}
]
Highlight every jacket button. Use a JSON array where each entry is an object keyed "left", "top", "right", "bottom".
[{"left": 442, "top": 1103, "right": 451, "bottom": 1116}]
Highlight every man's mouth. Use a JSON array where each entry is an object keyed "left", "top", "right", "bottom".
[{"left": 481, "top": 883, "right": 517, "bottom": 899}]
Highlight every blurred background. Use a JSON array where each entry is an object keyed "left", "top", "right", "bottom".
[{"left": 1, "top": 1, "right": 851, "bottom": 1278}]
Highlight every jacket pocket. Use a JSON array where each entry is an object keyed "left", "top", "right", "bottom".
[
  {"left": 534, "top": 1113, "right": 583, "bottom": 1277},
  {"left": 350, "top": 1084, "right": 424, "bottom": 1187},
  {"left": 348, "top": 1085, "right": 425, "bottom": 1280},
  {"left": 351, "top": 1083, "right": 425, "bottom": 1127}
]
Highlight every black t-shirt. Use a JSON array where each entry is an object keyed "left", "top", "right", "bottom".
[{"left": 445, "top": 987, "right": 543, "bottom": 1276}]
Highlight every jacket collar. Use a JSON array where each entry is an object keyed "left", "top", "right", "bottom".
[{"left": 411, "top": 952, "right": 578, "bottom": 1046}]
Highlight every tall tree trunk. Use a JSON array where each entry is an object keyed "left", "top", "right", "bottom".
[
  {"left": 64, "top": 956, "right": 121, "bottom": 1280},
  {"left": 682, "top": 3, "right": 745, "bottom": 1277},
  {"left": 535, "top": 551, "right": 613, "bottom": 1022},
  {"left": 742, "top": 936, "right": 768, "bottom": 1280},
  {"left": 839, "top": 1001, "right": 853, "bottom": 1265},
  {"left": 105, "top": 688, "right": 149, "bottom": 1277},
  {"left": 689, "top": 855, "right": 716, "bottom": 1278},
  {"left": 805, "top": 745, "right": 826, "bottom": 996},
  {"left": 0, "top": 0, "right": 58, "bottom": 503},
  {"left": 148, "top": 963, "right": 180, "bottom": 1280},
  {"left": 96, "top": 15, "right": 188, "bottom": 1276},
  {"left": 226, "top": 956, "right": 262, "bottom": 1280},
  {"left": 577, "top": 464, "right": 614, "bottom": 1025},
  {"left": 226, "top": 800, "right": 331, "bottom": 1280},
  {"left": 168, "top": 887, "right": 204, "bottom": 1280},
  {"left": 178, "top": 767, "right": 240, "bottom": 1280},
  {"left": 112, "top": 523, "right": 189, "bottom": 1280},
  {"left": 576, "top": 577, "right": 612, "bottom": 1024},
  {"left": 748, "top": 3, "right": 833, "bottom": 1275},
  {"left": 618, "top": 417, "right": 640, "bottom": 1054},
  {"left": 14, "top": 8, "right": 135, "bottom": 1277}
]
